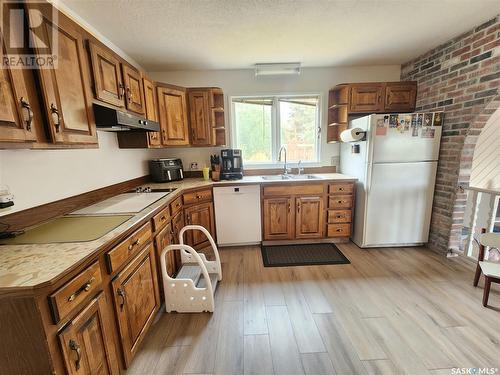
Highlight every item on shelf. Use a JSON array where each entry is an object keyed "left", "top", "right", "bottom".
[
  {"left": 340, "top": 127, "right": 366, "bottom": 142},
  {"left": 202, "top": 167, "right": 210, "bottom": 181},
  {"left": 149, "top": 158, "right": 184, "bottom": 182},
  {"left": 210, "top": 154, "right": 222, "bottom": 181},
  {"left": 220, "top": 149, "right": 243, "bottom": 180}
]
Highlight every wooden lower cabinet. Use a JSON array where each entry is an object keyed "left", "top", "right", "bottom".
[
  {"left": 262, "top": 182, "right": 355, "bottom": 242},
  {"left": 111, "top": 244, "right": 160, "bottom": 367},
  {"left": 327, "top": 223, "right": 351, "bottom": 237},
  {"left": 171, "top": 210, "right": 185, "bottom": 271},
  {"left": 155, "top": 222, "right": 176, "bottom": 277},
  {"left": 295, "top": 196, "right": 324, "bottom": 239},
  {"left": 171, "top": 210, "right": 184, "bottom": 243},
  {"left": 327, "top": 183, "right": 355, "bottom": 238},
  {"left": 263, "top": 197, "right": 295, "bottom": 240},
  {"left": 184, "top": 201, "right": 216, "bottom": 249},
  {"left": 58, "top": 292, "right": 119, "bottom": 375}
]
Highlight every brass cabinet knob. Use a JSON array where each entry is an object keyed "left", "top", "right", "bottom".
[
  {"left": 20, "top": 97, "right": 33, "bottom": 131},
  {"left": 50, "top": 103, "right": 61, "bottom": 132},
  {"left": 69, "top": 339, "right": 82, "bottom": 370}
]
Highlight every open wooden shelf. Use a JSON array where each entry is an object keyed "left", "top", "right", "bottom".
[
  {"left": 328, "top": 122, "right": 347, "bottom": 127},
  {"left": 328, "top": 103, "right": 348, "bottom": 109},
  {"left": 214, "top": 127, "right": 226, "bottom": 146},
  {"left": 327, "top": 84, "right": 350, "bottom": 143},
  {"left": 211, "top": 89, "right": 224, "bottom": 110}
]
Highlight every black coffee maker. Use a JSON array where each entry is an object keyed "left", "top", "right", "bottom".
[{"left": 221, "top": 149, "right": 243, "bottom": 180}]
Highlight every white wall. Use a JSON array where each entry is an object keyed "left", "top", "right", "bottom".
[
  {"left": 470, "top": 107, "right": 500, "bottom": 192},
  {"left": 151, "top": 65, "right": 401, "bottom": 169},
  {"left": 0, "top": 65, "right": 400, "bottom": 216},
  {"left": 0, "top": 132, "right": 167, "bottom": 216}
]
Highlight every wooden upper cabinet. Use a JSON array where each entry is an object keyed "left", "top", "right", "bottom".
[
  {"left": 157, "top": 86, "right": 189, "bottom": 146},
  {"left": 58, "top": 293, "right": 119, "bottom": 375},
  {"left": 111, "top": 245, "right": 160, "bottom": 367},
  {"left": 295, "top": 196, "right": 324, "bottom": 239},
  {"left": 122, "top": 64, "right": 145, "bottom": 115},
  {"left": 384, "top": 82, "right": 417, "bottom": 112},
  {"left": 188, "top": 90, "right": 212, "bottom": 146},
  {"left": 0, "top": 5, "right": 42, "bottom": 146},
  {"left": 184, "top": 202, "right": 216, "bottom": 249},
  {"left": 328, "top": 81, "right": 417, "bottom": 142},
  {"left": 263, "top": 197, "right": 295, "bottom": 240},
  {"left": 143, "top": 77, "right": 162, "bottom": 147},
  {"left": 349, "top": 83, "right": 384, "bottom": 113},
  {"left": 0, "top": 53, "right": 37, "bottom": 143},
  {"left": 88, "top": 42, "right": 124, "bottom": 108},
  {"left": 143, "top": 77, "right": 158, "bottom": 122},
  {"left": 27, "top": 4, "right": 97, "bottom": 145}
]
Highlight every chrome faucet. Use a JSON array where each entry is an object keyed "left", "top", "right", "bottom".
[
  {"left": 297, "top": 160, "right": 304, "bottom": 175},
  {"left": 278, "top": 145, "right": 290, "bottom": 175}
]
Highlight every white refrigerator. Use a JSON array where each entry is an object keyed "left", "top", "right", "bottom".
[{"left": 340, "top": 113, "right": 443, "bottom": 248}]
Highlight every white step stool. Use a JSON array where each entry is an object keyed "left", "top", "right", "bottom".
[{"left": 160, "top": 225, "right": 222, "bottom": 313}]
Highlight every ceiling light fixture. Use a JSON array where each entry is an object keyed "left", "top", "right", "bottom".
[{"left": 254, "top": 63, "right": 301, "bottom": 76}]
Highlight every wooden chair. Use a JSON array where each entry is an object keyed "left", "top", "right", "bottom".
[{"left": 473, "top": 229, "right": 500, "bottom": 307}]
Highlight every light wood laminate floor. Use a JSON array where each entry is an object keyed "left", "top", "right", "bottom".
[{"left": 126, "top": 243, "right": 500, "bottom": 375}]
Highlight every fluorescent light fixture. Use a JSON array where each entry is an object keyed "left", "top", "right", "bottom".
[{"left": 254, "top": 63, "right": 301, "bottom": 76}]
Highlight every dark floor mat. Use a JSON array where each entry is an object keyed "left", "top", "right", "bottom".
[{"left": 261, "top": 243, "right": 350, "bottom": 267}]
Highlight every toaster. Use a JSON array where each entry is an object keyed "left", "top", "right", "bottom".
[{"left": 150, "top": 158, "right": 184, "bottom": 182}]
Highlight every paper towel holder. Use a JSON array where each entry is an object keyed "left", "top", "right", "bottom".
[
  {"left": 355, "top": 130, "right": 367, "bottom": 141},
  {"left": 340, "top": 128, "right": 367, "bottom": 142}
]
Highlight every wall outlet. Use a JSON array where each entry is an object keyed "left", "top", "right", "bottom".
[{"left": 190, "top": 162, "right": 198, "bottom": 170}]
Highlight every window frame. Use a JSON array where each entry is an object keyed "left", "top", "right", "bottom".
[{"left": 230, "top": 93, "right": 322, "bottom": 168}]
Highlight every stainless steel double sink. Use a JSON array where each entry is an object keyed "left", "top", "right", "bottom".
[{"left": 260, "top": 174, "right": 323, "bottom": 181}]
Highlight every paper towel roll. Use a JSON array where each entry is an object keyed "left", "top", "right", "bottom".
[{"left": 340, "top": 128, "right": 365, "bottom": 142}]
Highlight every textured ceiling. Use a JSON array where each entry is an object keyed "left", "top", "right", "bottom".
[{"left": 61, "top": 0, "right": 500, "bottom": 71}]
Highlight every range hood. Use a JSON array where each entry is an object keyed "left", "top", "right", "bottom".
[{"left": 93, "top": 104, "right": 160, "bottom": 132}]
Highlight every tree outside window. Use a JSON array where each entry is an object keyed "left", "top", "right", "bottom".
[{"left": 232, "top": 95, "right": 320, "bottom": 165}]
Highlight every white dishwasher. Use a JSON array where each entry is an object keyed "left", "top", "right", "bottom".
[{"left": 213, "top": 185, "right": 261, "bottom": 246}]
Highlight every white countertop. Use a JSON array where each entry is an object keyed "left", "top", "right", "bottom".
[{"left": 0, "top": 173, "right": 356, "bottom": 290}]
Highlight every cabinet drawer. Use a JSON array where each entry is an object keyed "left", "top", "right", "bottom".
[
  {"left": 328, "top": 195, "right": 353, "bottom": 209},
  {"left": 263, "top": 184, "right": 324, "bottom": 197},
  {"left": 329, "top": 183, "right": 354, "bottom": 194},
  {"left": 106, "top": 222, "right": 152, "bottom": 273},
  {"left": 169, "top": 195, "right": 183, "bottom": 216},
  {"left": 152, "top": 205, "right": 170, "bottom": 232},
  {"left": 183, "top": 189, "right": 212, "bottom": 205},
  {"left": 328, "top": 210, "right": 352, "bottom": 223},
  {"left": 327, "top": 224, "right": 351, "bottom": 237},
  {"left": 49, "top": 261, "right": 102, "bottom": 323}
]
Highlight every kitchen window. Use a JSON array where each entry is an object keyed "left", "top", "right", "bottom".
[{"left": 231, "top": 95, "right": 321, "bottom": 166}]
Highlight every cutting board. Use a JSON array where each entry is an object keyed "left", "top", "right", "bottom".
[
  {"left": 71, "top": 192, "right": 168, "bottom": 215},
  {"left": 0, "top": 215, "right": 133, "bottom": 244}
]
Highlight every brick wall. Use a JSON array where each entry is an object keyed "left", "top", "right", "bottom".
[{"left": 400, "top": 15, "right": 499, "bottom": 254}]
